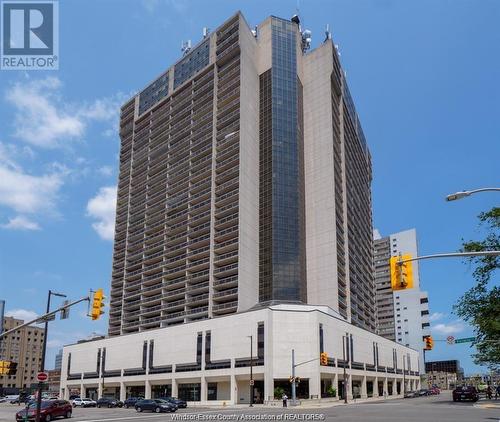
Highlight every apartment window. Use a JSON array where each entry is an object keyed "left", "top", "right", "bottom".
[
  {"left": 422, "top": 323, "right": 430, "bottom": 328},
  {"left": 420, "top": 297, "right": 429, "bottom": 304},
  {"left": 421, "top": 310, "right": 429, "bottom": 316}
]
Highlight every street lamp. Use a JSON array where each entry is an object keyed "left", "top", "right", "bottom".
[
  {"left": 247, "top": 335, "right": 253, "bottom": 407},
  {"left": 35, "top": 290, "right": 66, "bottom": 422},
  {"left": 445, "top": 187, "right": 500, "bottom": 202}
]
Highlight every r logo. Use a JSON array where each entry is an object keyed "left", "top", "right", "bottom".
[{"left": 2, "top": 2, "right": 53, "bottom": 55}]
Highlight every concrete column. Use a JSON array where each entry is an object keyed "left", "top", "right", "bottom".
[
  {"left": 361, "top": 376, "right": 367, "bottom": 399},
  {"left": 373, "top": 377, "right": 379, "bottom": 397},
  {"left": 230, "top": 374, "right": 237, "bottom": 405},
  {"left": 172, "top": 379, "right": 178, "bottom": 398},
  {"left": 309, "top": 371, "right": 321, "bottom": 399},
  {"left": 347, "top": 374, "right": 353, "bottom": 400},
  {"left": 145, "top": 380, "right": 151, "bottom": 399},
  {"left": 264, "top": 373, "right": 273, "bottom": 403},
  {"left": 62, "top": 387, "right": 69, "bottom": 400},
  {"left": 383, "top": 377, "right": 388, "bottom": 398},
  {"left": 80, "top": 384, "right": 85, "bottom": 398},
  {"left": 200, "top": 376, "right": 207, "bottom": 403},
  {"left": 119, "top": 382, "right": 126, "bottom": 401},
  {"left": 97, "top": 381, "right": 103, "bottom": 398},
  {"left": 333, "top": 373, "right": 339, "bottom": 400}
]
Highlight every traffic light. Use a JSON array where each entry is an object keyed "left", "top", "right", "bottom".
[
  {"left": 320, "top": 352, "right": 328, "bottom": 366},
  {"left": 90, "top": 288, "right": 106, "bottom": 320},
  {"left": 389, "top": 254, "right": 414, "bottom": 291},
  {"left": 0, "top": 361, "right": 17, "bottom": 375},
  {"left": 7, "top": 361, "right": 17, "bottom": 375},
  {"left": 424, "top": 336, "right": 434, "bottom": 351}
]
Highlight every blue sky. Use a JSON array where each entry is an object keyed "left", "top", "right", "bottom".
[{"left": 0, "top": 0, "right": 498, "bottom": 374}]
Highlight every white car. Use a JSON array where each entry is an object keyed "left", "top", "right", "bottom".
[{"left": 72, "top": 398, "right": 96, "bottom": 407}]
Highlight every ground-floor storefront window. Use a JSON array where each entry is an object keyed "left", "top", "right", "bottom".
[{"left": 178, "top": 383, "right": 201, "bottom": 401}]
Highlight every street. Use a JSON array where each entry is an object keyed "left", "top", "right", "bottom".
[{"left": 0, "top": 394, "right": 498, "bottom": 422}]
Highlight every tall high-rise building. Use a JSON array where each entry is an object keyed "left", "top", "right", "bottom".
[
  {"left": 374, "top": 229, "right": 430, "bottom": 371},
  {"left": 109, "top": 12, "right": 375, "bottom": 336},
  {"left": 54, "top": 349, "right": 63, "bottom": 371},
  {"left": 61, "top": 13, "right": 421, "bottom": 404},
  {"left": 0, "top": 316, "right": 44, "bottom": 391}
]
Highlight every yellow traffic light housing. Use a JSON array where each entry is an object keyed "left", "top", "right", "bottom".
[
  {"left": 320, "top": 352, "right": 328, "bottom": 366},
  {"left": 0, "top": 361, "right": 17, "bottom": 375},
  {"left": 90, "top": 288, "right": 106, "bottom": 320},
  {"left": 390, "top": 254, "right": 414, "bottom": 290},
  {"left": 424, "top": 336, "right": 434, "bottom": 351}
]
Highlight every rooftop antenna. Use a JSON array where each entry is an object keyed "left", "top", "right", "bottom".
[
  {"left": 325, "top": 24, "right": 332, "bottom": 42},
  {"left": 181, "top": 40, "right": 191, "bottom": 55},
  {"left": 202, "top": 27, "right": 210, "bottom": 38}
]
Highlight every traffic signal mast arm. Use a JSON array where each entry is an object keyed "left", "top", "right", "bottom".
[
  {"left": 0, "top": 295, "right": 90, "bottom": 340},
  {"left": 396, "top": 250, "right": 500, "bottom": 265}
]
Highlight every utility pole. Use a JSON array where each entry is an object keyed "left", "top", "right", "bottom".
[
  {"left": 291, "top": 349, "right": 296, "bottom": 406},
  {"left": 35, "top": 290, "right": 66, "bottom": 422},
  {"left": 249, "top": 335, "right": 253, "bottom": 407},
  {"left": 342, "top": 334, "right": 348, "bottom": 404},
  {"left": 403, "top": 356, "right": 406, "bottom": 396}
]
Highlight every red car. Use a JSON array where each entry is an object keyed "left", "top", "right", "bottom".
[
  {"left": 429, "top": 387, "right": 441, "bottom": 395},
  {"left": 15, "top": 400, "right": 72, "bottom": 422}
]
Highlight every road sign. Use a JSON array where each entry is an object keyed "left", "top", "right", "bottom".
[
  {"left": 454, "top": 337, "right": 475, "bottom": 344},
  {"left": 37, "top": 372, "right": 48, "bottom": 382},
  {"left": 249, "top": 380, "right": 254, "bottom": 386},
  {"left": 446, "top": 336, "right": 455, "bottom": 345}
]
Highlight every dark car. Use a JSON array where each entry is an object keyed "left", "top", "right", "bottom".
[
  {"left": 404, "top": 391, "right": 417, "bottom": 398},
  {"left": 96, "top": 397, "right": 123, "bottom": 408},
  {"left": 16, "top": 400, "right": 72, "bottom": 422},
  {"left": 159, "top": 397, "right": 187, "bottom": 408},
  {"left": 134, "top": 399, "right": 176, "bottom": 413},
  {"left": 123, "top": 397, "right": 143, "bottom": 408},
  {"left": 418, "top": 389, "right": 431, "bottom": 396},
  {"left": 453, "top": 386, "right": 479, "bottom": 402}
]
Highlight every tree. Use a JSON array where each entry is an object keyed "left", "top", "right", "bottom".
[{"left": 454, "top": 207, "right": 500, "bottom": 370}]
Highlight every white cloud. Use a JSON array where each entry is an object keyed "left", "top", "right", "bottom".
[
  {"left": 5, "top": 309, "right": 39, "bottom": 323},
  {"left": 1, "top": 215, "right": 40, "bottom": 231},
  {"left": 429, "top": 312, "right": 446, "bottom": 322},
  {"left": 5, "top": 77, "right": 126, "bottom": 148},
  {"left": 0, "top": 144, "right": 63, "bottom": 216},
  {"left": 373, "top": 229, "right": 382, "bottom": 240},
  {"left": 86, "top": 186, "right": 117, "bottom": 241},
  {"left": 97, "top": 165, "right": 113, "bottom": 177},
  {"left": 433, "top": 321, "right": 465, "bottom": 335}
]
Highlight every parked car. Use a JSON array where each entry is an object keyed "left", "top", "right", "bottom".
[
  {"left": 134, "top": 399, "right": 176, "bottom": 413},
  {"left": 404, "top": 391, "right": 417, "bottom": 398},
  {"left": 159, "top": 397, "right": 187, "bottom": 408},
  {"left": 429, "top": 387, "right": 441, "bottom": 395},
  {"left": 418, "top": 389, "right": 431, "bottom": 396},
  {"left": 452, "top": 386, "right": 479, "bottom": 402},
  {"left": 15, "top": 400, "right": 72, "bottom": 422},
  {"left": 96, "top": 397, "right": 123, "bottom": 408},
  {"left": 71, "top": 398, "right": 96, "bottom": 407},
  {"left": 123, "top": 397, "right": 143, "bottom": 408}
]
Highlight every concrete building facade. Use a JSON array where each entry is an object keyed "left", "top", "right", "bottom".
[
  {"left": 61, "top": 304, "right": 420, "bottom": 403},
  {"left": 0, "top": 316, "right": 44, "bottom": 391},
  {"left": 374, "top": 229, "right": 430, "bottom": 372}
]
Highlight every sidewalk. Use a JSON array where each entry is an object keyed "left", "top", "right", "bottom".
[{"left": 474, "top": 398, "right": 500, "bottom": 410}]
